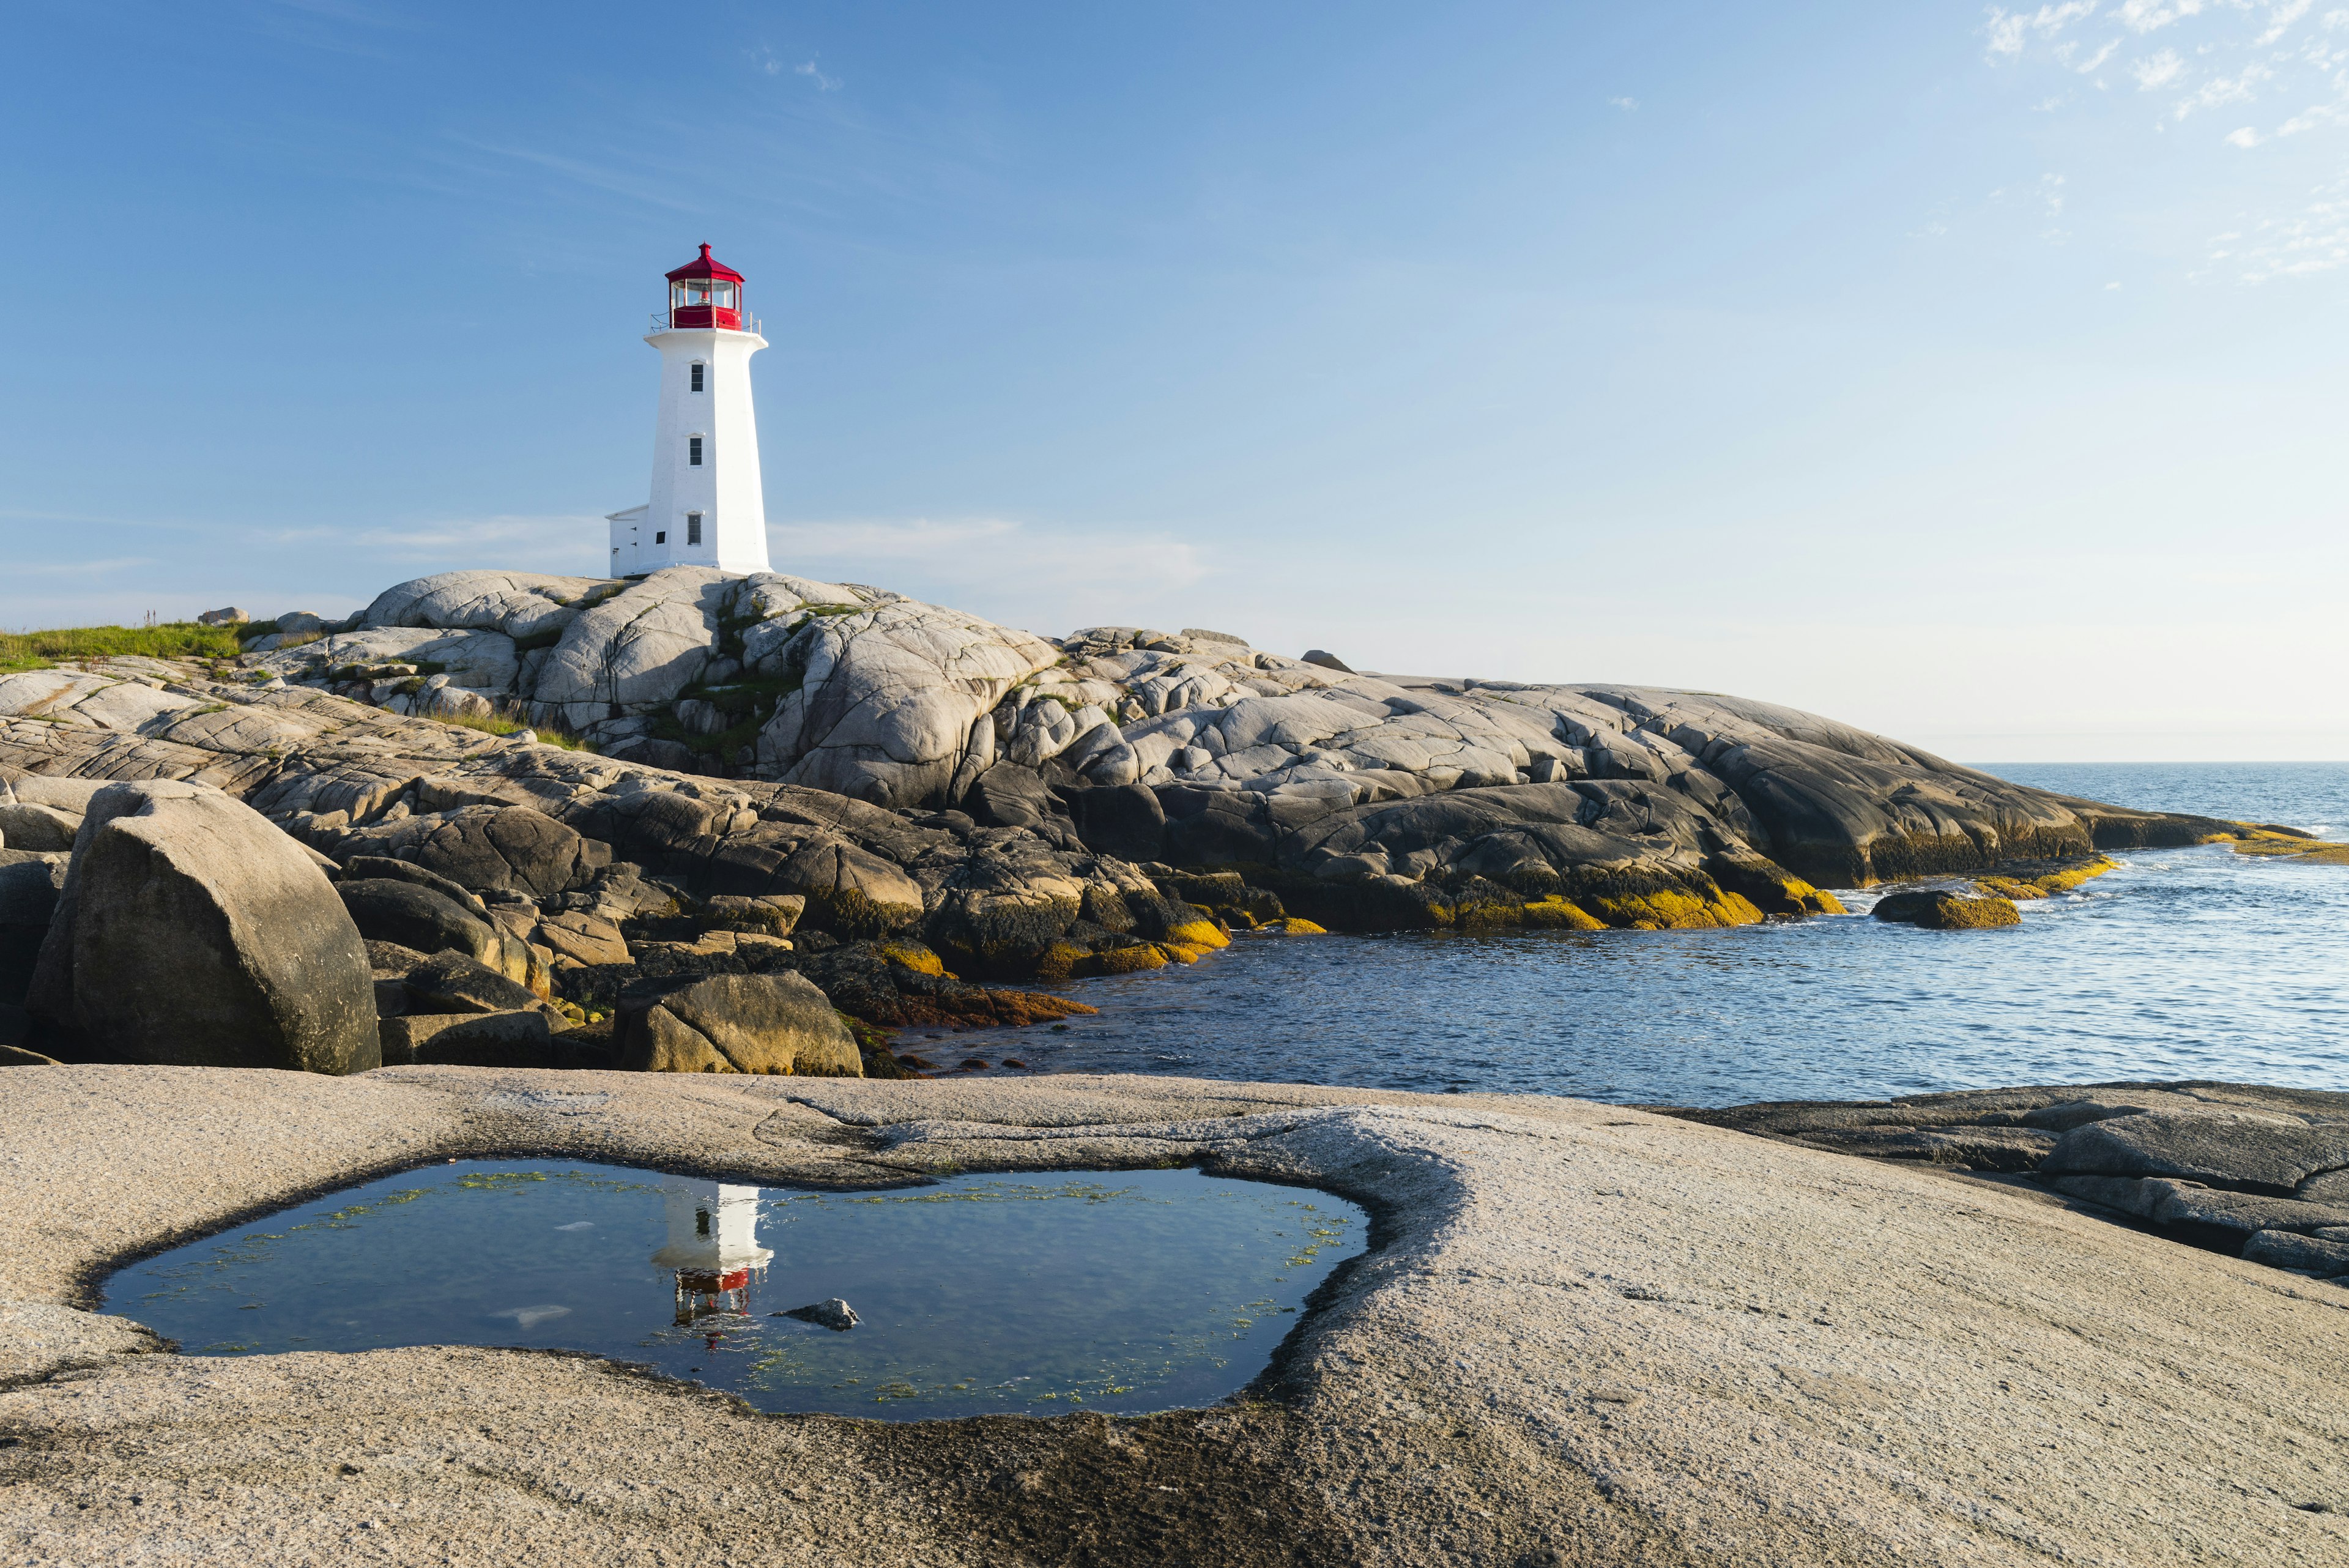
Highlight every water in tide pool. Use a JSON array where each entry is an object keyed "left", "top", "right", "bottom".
[
  {"left": 105, "top": 1163, "right": 1367, "bottom": 1421},
  {"left": 940, "top": 763, "right": 2349, "bottom": 1106}
]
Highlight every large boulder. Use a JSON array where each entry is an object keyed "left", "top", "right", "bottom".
[
  {"left": 532, "top": 567, "right": 734, "bottom": 715},
  {"left": 615, "top": 972, "right": 861, "bottom": 1076},
  {"left": 754, "top": 598, "right": 1059, "bottom": 807},
  {"left": 29, "top": 781, "right": 377, "bottom": 1073}
]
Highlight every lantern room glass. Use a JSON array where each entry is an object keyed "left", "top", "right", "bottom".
[{"left": 669, "top": 277, "right": 743, "bottom": 327}]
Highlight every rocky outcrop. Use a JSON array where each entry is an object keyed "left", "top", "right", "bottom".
[
  {"left": 1, "top": 559, "right": 2271, "bottom": 1001},
  {"left": 28, "top": 781, "right": 377, "bottom": 1073},
  {"left": 1670, "top": 1081, "right": 2349, "bottom": 1288}
]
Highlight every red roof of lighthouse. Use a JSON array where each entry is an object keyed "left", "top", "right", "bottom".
[{"left": 666, "top": 243, "right": 744, "bottom": 284}]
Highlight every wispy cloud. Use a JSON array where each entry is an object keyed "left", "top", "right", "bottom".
[
  {"left": 2173, "top": 61, "right": 2273, "bottom": 117},
  {"left": 1987, "top": 2, "right": 2101, "bottom": 60},
  {"left": 2210, "top": 177, "right": 2349, "bottom": 278},
  {"left": 2255, "top": 0, "right": 2315, "bottom": 45},
  {"left": 2132, "top": 48, "right": 2187, "bottom": 89},
  {"left": 1608, "top": 95, "right": 1637, "bottom": 110},
  {"left": 2115, "top": 0, "right": 2214, "bottom": 34},
  {"left": 753, "top": 45, "right": 841, "bottom": 90},
  {"left": 1983, "top": 0, "right": 2349, "bottom": 279}
]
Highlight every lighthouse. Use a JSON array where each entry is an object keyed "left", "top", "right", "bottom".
[{"left": 607, "top": 245, "right": 774, "bottom": 576}]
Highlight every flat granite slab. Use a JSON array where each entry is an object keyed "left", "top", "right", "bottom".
[{"left": 2, "top": 1066, "right": 2345, "bottom": 1566}]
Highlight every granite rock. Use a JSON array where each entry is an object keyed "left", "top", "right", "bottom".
[{"left": 31, "top": 781, "right": 377, "bottom": 1073}]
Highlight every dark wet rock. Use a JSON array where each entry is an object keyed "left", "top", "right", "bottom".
[
  {"left": 702, "top": 893, "right": 803, "bottom": 935},
  {"left": 0, "top": 855, "right": 64, "bottom": 1007},
  {"left": 402, "top": 951, "right": 550, "bottom": 1019},
  {"left": 30, "top": 781, "right": 377, "bottom": 1074},
  {"left": 380, "top": 1009, "right": 556, "bottom": 1068},
  {"left": 1060, "top": 782, "right": 1165, "bottom": 863},
  {"left": 1, "top": 1036, "right": 61, "bottom": 1066},
  {"left": 963, "top": 764, "right": 1074, "bottom": 841},
  {"left": 341, "top": 855, "right": 489, "bottom": 916},
  {"left": 1675, "top": 1081, "right": 2349, "bottom": 1280},
  {"left": 787, "top": 940, "right": 1097, "bottom": 1030},
  {"left": 338, "top": 879, "right": 505, "bottom": 969},
  {"left": 615, "top": 971, "right": 861, "bottom": 1076},
  {"left": 1871, "top": 891, "right": 2021, "bottom": 930},
  {"left": 2140, "top": 1183, "right": 2349, "bottom": 1240},
  {"left": 2298, "top": 1169, "right": 2349, "bottom": 1205},
  {"left": 363, "top": 938, "right": 432, "bottom": 974},
  {"left": 2243, "top": 1230, "right": 2349, "bottom": 1276},
  {"left": 2040, "top": 1110, "right": 2349, "bottom": 1192},
  {"left": 782, "top": 1298, "right": 858, "bottom": 1331}
]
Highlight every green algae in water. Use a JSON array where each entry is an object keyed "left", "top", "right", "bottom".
[{"left": 102, "top": 1162, "right": 1367, "bottom": 1420}]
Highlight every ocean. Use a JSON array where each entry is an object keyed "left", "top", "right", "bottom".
[{"left": 938, "top": 763, "right": 2349, "bottom": 1106}]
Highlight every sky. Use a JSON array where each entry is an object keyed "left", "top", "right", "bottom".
[{"left": 3, "top": 1, "right": 2344, "bottom": 761}]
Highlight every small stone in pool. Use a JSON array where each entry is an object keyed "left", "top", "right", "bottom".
[
  {"left": 1002, "top": 1058, "right": 1029, "bottom": 1069},
  {"left": 784, "top": 1298, "right": 859, "bottom": 1331},
  {"left": 960, "top": 1057, "right": 988, "bottom": 1070},
  {"left": 894, "top": 1054, "right": 931, "bottom": 1069},
  {"left": 1050, "top": 1024, "right": 1070, "bottom": 1032}
]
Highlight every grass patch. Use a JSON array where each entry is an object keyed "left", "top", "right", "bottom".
[
  {"left": 437, "top": 702, "right": 592, "bottom": 752},
  {"left": 0, "top": 622, "right": 244, "bottom": 674}
]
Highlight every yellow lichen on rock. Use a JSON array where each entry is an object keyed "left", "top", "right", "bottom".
[
  {"left": 1030, "top": 940, "right": 1089, "bottom": 984},
  {"left": 874, "top": 940, "right": 948, "bottom": 977},
  {"left": 1518, "top": 897, "right": 1605, "bottom": 931},
  {"left": 1784, "top": 880, "right": 1846, "bottom": 915},
  {"left": 1079, "top": 944, "right": 1169, "bottom": 977},
  {"left": 1583, "top": 888, "right": 1764, "bottom": 931},
  {"left": 2233, "top": 839, "right": 2349, "bottom": 866},
  {"left": 1256, "top": 916, "right": 1327, "bottom": 935},
  {"left": 1978, "top": 856, "right": 2119, "bottom": 901},
  {"left": 1874, "top": 890, "right": 2022, "bottom": 929},
  {"left": 1162, "top": 918, "right": 1230, "bottom": 951}
]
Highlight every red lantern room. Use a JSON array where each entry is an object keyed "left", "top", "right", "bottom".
[{"left": 665, "top": 243, "right": 745, "bottom": 330}]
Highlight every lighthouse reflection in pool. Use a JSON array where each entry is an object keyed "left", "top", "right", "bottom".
[
  {"left": 654, "top": 1180, "right": 772, "bottom": 1333},
  {"left": 103, "top": 1161, "right": 1368, "bottom": 1419}
]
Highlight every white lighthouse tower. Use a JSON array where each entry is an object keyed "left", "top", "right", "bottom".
[{"left": 607, "top": 244, "right": 773, "bottom": 576}]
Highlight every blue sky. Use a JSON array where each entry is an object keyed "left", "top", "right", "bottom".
[{"left": 4, "top": 1, "right": 2343, "bottom": 759}]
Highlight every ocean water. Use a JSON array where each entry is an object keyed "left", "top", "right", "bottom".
[
  {"left": 936, "top": 763, "right": 2349, "bottom": 1106},
  {"left": 104, "top": 1162, "right": 1366, "bottom": 1420}
]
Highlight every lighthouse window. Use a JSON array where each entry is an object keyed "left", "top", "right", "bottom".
[
  {"left": 686, "top": 513, "right": 703, "bottom": 546},
  {"left": 689, "top": 362, "right": 704, "bottom": 392},
  {"left": 688, "top": 436, "right": 703, "bottom": 466},
  {"left": 655, "top": 531, "right": 666, "bottom": 544},
  {"left": 713, "top": 281, "right": 738, "bottom": 309}
]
